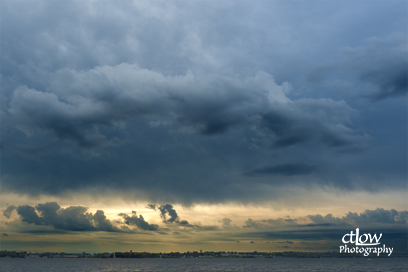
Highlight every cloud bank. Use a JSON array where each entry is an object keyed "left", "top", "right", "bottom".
[{"left": 0, "top": 0, "right": 406, "bottom": 205}]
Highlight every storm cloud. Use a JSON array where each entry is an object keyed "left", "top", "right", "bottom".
[
  {"left": 6, "top": 67, "right": 364, "bottom": 150},
  {"left": 346, "top": 33, "right": 408, "bottom": 101},
  {"left": 0, "top": 0, "right": 406, "bottom": 205},
  {"left": 1, "top": 64, "right": 380, "bottom": 201}
]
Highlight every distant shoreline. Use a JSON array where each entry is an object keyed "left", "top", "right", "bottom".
[{"left": 1, "top": 250, "right": 407, "bottom": 259}]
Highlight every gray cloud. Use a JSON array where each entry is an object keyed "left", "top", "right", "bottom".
[
  {"left": 152, "top": 204, "right": 198, "bottom": 228},
  {"left": 93, "top": 210, "right": 117, "bottom": 232},
  {"left": 346, "top": 33, "right": 408, "bottom": 101},
  {"left": 244, "top": 218, "right": 260, "bottom": 229},
  {"left": 260, "top": 98, "right": 368, "bottom": 148},
  {"left": 243, "top": 209, "right": 408, "bottom": 230},
  {"left": 263, "top": 218, "right": 298, "bottom": 227},
  {"left": 309, "top": 208, "right": 408, "bottom": 226},
  {"left": 6, "top": 67, "right": 364, "bottom": 151},
  {"left": 3, "top": 205, "right": 16, "bottom": 219},
  {"left": 17, "top": 205, "right": 44, "bottom": 225},
  {"left": 0, "top": 0, "right": 406, "bottom": 204},
  {"left": 35, "top": 202, "right": 60, "bottom": 226},
  {"left": 158, "top": 204, "right": 179, "bottom": 223},
  {"left": 49, "top": 205, "right": 95, "bottom": 231},
  {"left": 344, "top": 209, "right": 408, "bottom": 225},
  {"left": 7, "top": 202, "right": 119, "bottom": 232},
  {"left": 245, "top": 163, "right": 316, "bottom": 177},
  {"left": 1, "top": 65, "right": 375, "bottom": 201},
  {"left": 241, "top": 209, "right": 408, "bottom": 231},
  {"left": 146, "top": 204, "right": 215, "bottom": 230},
  {"left": 277, "top": 241, "right": 293, "bottom": 244},
  {"left": 221, "top": 218, "right": 240, "bottom": 230},
  {"left": 146, "top": 204, "right": 157, "bottom": 210},
  {"left": 119, "top": 211, "right": 159, "bottom": 231},
  {"left": 147, "top": 203, "right": 180, "bottom": 224},
  {"left": 222, "top": 218, "right": 232, "bottom": 228}
]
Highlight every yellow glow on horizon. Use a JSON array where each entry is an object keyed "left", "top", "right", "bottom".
[{"left": 1, "top": 188, "right": 407, "bottom": 227}]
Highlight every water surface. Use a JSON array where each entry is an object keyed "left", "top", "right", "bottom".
[{"left": 1, "top": 258, "right": 407, "bottom": 272}]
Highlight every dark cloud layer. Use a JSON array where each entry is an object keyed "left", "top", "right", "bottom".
[
  {"left": 1, "top": 64, "right": 390, "bottom": 202},
  {"left": 6, "top": 68, "right": 364, "bottom": 150},
  {"left": 347, "top": 33, "right": 408, "bottom": 101},
  {"left": 245, "top": 163, "right": 316, "bottom": 177},
  {"left": 0, "top": 1, "right": 406, "bottom": 204}
]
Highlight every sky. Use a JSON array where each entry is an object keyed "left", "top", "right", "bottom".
[{"left": 0, "top": 0, "right": 407, "bottom": 253}]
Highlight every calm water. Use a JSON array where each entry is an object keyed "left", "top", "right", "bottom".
[{"left": 1, "top": 258, "right": 407, "bottom": 272}]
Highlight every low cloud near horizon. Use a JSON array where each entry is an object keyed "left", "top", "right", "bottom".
[{"left": 3, "top": 202, "right": 407, "bottom": 233}]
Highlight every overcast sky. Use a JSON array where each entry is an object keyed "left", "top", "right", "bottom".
[{"left": 1, "top": 0, "right": 407, "bottom": 253}]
